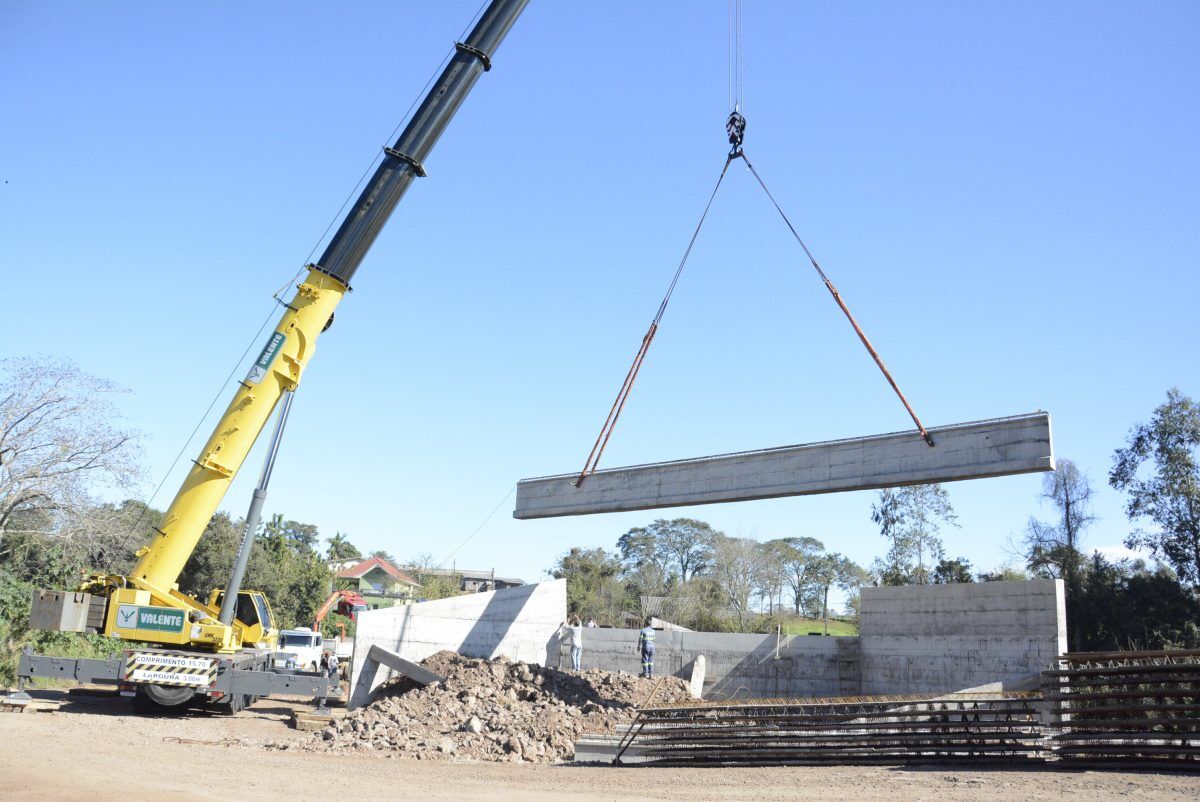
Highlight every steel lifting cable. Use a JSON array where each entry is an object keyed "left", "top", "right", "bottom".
[
  {"left": 728, "top": 0, "right": 743, "bottom": 114},
  {"left": 573, "top": 155, "right": 737, "bottom": 488},
  {"left": 737, "top": 150, "right": 935, "bottom": 447},
  {"left": 573, "top": 150, "right": 934, "bottom": 488},
  {"left": 574, "top": 1, "right": 933, "bottom": 489}
]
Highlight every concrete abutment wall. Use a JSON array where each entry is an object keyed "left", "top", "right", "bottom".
[
  {"left": 558, "top": 579, "right": 1065, "bottom": 700},
  {"left": 349, "top": 579, "right": 567, "bottom": 709},
  {"left": 348, "top": 577, "right": 1064, "bottom": 708},
  {"left": 858, "top": 579, "right": 1066, "bottom": 694}
]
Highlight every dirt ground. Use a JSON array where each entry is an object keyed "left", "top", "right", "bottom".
[{"left": 2, "top": 690, "right": 1198, "bottom": 802}]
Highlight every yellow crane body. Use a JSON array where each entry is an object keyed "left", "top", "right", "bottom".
[
  {"left": 18, "top": 0, "right": 528, "bottom": 711},
  {"left": 37, "top": 0, "right": 530, "bottom": 665},
  {"left": 85, "top": 268, "right": 345, "bottom": 651}
]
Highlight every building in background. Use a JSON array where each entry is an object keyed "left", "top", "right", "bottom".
[
  {"left": 422, "top": 567, "right": 525, "bottom": 593},
  {"left": 327, "top": 557, "right": 362, "bottom": 574},
  {"left": 335, "top": 556, "right": 420, "bottom": 610}
]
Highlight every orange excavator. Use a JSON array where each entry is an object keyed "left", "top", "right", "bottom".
[{"left": 313, "top": 589, "right": 368, "bottom": 633}]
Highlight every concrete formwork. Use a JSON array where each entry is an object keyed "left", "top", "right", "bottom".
[{"left": 514, "top": 412, "right": 1054, "bottom": 519}]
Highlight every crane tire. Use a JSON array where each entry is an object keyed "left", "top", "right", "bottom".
[{"left": 133, "top": 684, "right": 194, "bottom": 713}]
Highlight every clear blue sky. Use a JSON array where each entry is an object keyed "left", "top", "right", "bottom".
[{"left": 3, "top": 2, "right": 1197, "bottom": 596}]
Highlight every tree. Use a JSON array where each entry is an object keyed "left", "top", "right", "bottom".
[
  {"left": 402, "top": 553, "right": 461, "bottom": 601},
  {"left": 1073, "top": 552, "right": 1200, "bottom": 651},
  {"left": 710, "top": 535, "right": 766, "bottom": 632},
  {"left": 1, "top": 498, "right": 159, "bottom": 579},
  {"left": 767, "top": 536, "right": 824, "bottom": 615},
  {"left": 326, "top": 532, "right": 361, "bottom": 561},
  {"left": 263, "top": 513, "right": 320, "bottom": 553},
  {"left": 548, "top": 547, "right": 627, "bottom": 625},
  {"left": 803, "top": 554, "right": 858, "bottom": 634},
  {"left": 320, "top": 611, "right": 355, "bottom": 641},
  {"left": 1110, "top": 388, "right": 1200, "bottom": 587},
  {"left": 836, "top": 558, "right": 871, "bottom": 624},
  {"left": 755, "top": 540, "right": 788, "bottom": 614},
  {"left": 1024, "top": 459, "right": 1094, "bottom": 648},
  {"left": 978, "top": 564, "right": 1029, "bottom": 582},
  {"left": 668, "top": 575, "right": 728, "bottom": 632},
  {"left": 0, "top": 358, "right": 141, "bottom": 541},
  {"left": 178, "top": 511, "right": 332, "bottom": 629},
  {"left": 932, "top": 557, "right": 974, "bottom": 584},
  {"left": 871, "top": 484, "right": 959, "bottom": 585},
  {"left": 1025, "top": 460, "right": 1095, "bottom": 577},
  {"left": 250, "top": 520, "right": 330, "bottom": 628},
  {"left": 617, "top": 518, "right": 716, "bottom": 593},
  {"left": 615, "top": 525, "right": 664, "bottom": 594},
  {"left": 653, "top": 518, "right": 717, "bottom": 582},
  {"left": 177, "top": 511, "right": 244, "bottom": 600},
  {"left": 0, "top": 359, "right": 144, "bottom": 683}
]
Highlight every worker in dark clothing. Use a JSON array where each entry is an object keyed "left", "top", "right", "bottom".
[{"left": 637, "top": 618, "right": 656, "bottom": 678}]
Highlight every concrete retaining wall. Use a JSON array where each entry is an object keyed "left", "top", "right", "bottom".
[
  {"left": 562, "top": 579, "right": 1064, "bottom": 700},
  {"left": 348, "top": 577, "right": 1064, "bottom": 708},
  {"left": 557, "top": 627, "right": 859, "bottom": 700},
  {"left": 858, "top": 578, "right": 1066, "bottom": 695},
  {"left": 348, "top": 579, "right": 566, "bottom": 708}
]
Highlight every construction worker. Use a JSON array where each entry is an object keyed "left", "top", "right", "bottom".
[
  {"left": 637, "top": 618, "right": 656, "bottom": 678},
  {"left": 562, "top": 614, "right": 583, "bottom": 671},
  {"left": 323, "top": 649, "right": 340, "bottom": 680}
]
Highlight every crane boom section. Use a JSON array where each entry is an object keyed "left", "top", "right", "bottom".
[
  {"left": 78, "top": 0, "right": 530, "bottom": 652},
  {"left": 130, "top": 0, "right": 528, "bottom": 596},
  {"left": 130, "top": 268, "right": 344, "bottom": 594},
  {"left": 317, "top": 0, "right": 528, "bottom": 286}
]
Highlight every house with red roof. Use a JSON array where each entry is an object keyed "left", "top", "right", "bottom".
[{"left": 335, "top": 555, "right": 420, "bottom": 610}]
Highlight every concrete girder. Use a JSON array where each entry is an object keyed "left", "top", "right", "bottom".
[{"left": 513, "top": 412, "right": 1054, "bottom": 519}]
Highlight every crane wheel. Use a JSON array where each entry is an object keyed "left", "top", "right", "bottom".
[
  {"left": 223, "top": 693, "right": 252, "bottom": 715},
  {"left": 132, "top": 684, "right": 194, "bottom": 713}
]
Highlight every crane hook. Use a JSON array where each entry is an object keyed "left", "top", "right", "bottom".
[{"left": 726, "top": 111, "right": 746, "bottom": 156}]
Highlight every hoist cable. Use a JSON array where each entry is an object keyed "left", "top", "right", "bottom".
[
  {"left": 728, "top": 0, "right": 743, "bottom": 112},
  {"left": 729, "top": 0, "right": 739, "bottom": 111},
  {"left": 738, "top": 151, "right": 935, "bottom": 447},
  {"left": 437, "top": 484, "right": 516, "bottom": 570},
  {"left": 573, "top": 155, "right": 736, "bottom": 487},
  {"left": 573, "top": 0, "right": 931, "bottom": 490},
  {"left": 104, "top": 304, "right": 280, "bottom": 569}
]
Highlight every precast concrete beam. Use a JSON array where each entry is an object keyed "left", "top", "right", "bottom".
[
  {"left": 366, "top": 645, "right": 445, "bottom": 687},
  {"left": 514, "top": 412, "right": 1054, "bottom": 519}
]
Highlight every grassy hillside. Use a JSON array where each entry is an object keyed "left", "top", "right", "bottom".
[{"left": 780, "top": 617, "right": 858, "bottom": 637}]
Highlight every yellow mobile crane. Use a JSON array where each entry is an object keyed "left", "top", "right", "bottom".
[{"left": 16, "top": 0, "right": 528, "bottom": 712}]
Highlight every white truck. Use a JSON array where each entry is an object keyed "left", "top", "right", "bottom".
[
  {"left": 274, "top": 627, "right": 353, "bottom": 675},
  {"left": 275, "top": 627, "right": 325, "bottom": 672}
]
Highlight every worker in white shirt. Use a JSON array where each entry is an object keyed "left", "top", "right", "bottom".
[{"left": 563, "top": 614, "right": 584, "bottom": 671}]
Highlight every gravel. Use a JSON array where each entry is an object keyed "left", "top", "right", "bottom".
[{"left": 282, "top": 651, "right": 693, "bottom": 763}]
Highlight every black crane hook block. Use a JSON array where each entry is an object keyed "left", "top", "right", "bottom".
[{"left": 726, "top": 111, "right": 747, "bottom": 155}]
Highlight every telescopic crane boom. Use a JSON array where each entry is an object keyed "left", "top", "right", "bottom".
[{"left": 73, "top": 0, "right": 529, "bottom": 654}]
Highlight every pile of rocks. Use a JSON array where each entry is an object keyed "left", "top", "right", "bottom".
[{"left": 287, "top": 651, "right": 692, "bottom": 762}]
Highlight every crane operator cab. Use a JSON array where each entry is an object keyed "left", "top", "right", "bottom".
[{"left": 206, "top": 588, "right": 279, "bottom": 650}]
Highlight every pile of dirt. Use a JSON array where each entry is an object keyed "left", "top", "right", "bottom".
[{"left": 285, "top": 651, "right": 692, "bottom": 762}]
